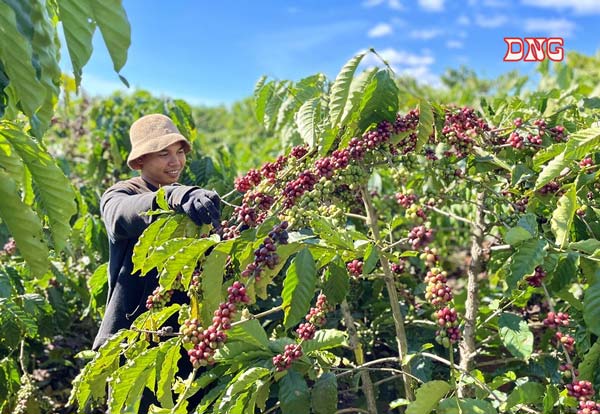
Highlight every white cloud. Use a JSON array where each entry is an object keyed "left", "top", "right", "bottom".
[
  {"left": 457, "top": 15, "right": 471, "bottom": 25},
  {"left": 475, "top": 14, "right": 508, "bottom": 28},
  {"left": 409, "top": 29, "right": 443, "bottom": 40},
  {"left": 368, "top": 23, "right": 393, "bottom": 37},
  {"left": 362, "top": 0, "right": 404, "bottom": 10},
  {"left": 362, "top": 48, "right": 439, "bottom": 86},
  {"left": 524, "top": 18, "right": 575, "bottom": 37},
  {"left": 522, "top": 0, "right": 600, "bottom": 14},
  {"left": 399, "top": 66, "right": 441, "bottom": 86},
  {"left": 418, "top": 0, "right": 445, "bottom": 11},
  {"left": 364, "top": 48, "right": 435, "bottom": 66},
  {"left": 447, "top": 40, "right": 464, "bottom": 48}
]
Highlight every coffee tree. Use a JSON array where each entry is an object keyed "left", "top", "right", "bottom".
[{"left": 69, "top": 50, "right": 600, "bottom": 414}]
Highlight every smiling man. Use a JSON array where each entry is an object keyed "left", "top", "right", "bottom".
[
  {"left": 92, "top": 114, "right": 221, "bottom": 412},
  {"left": 93, "top": 113, "right": 221, "bottom": 352}
]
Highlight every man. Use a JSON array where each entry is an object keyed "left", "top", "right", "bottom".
[{"left": 92, "top": 113, "right": 221, "bottom": 351}]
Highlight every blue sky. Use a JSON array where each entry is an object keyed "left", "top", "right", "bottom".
[{"left": 69, "top": 0, "right": 600, "bottom": 106}]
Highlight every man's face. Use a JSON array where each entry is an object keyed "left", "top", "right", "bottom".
[{"left": 138, "top": 142, "right": 187, "bottom": 187}]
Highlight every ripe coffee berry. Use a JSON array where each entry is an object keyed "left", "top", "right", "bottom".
[
  {"left": 273, "top": 343, "right": 303, "bottom": 371},
  {"left": 525, "top": 266, "right": 546, "bottom": 287},
  {"left": 347, "top": 259, "right": 363, "bottom": 277},
  {"left": 578, "top": 400, "right": 600, "bottom": 414},
  {"left": 543, "top": 311, "right": 570, "bottom": 329},
  {"left": 567, "top": 380, "right": 595, "bottom": 401}
]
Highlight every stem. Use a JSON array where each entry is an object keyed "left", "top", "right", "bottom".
[
  {"left": 231, "top": 305, "right": 283, "bottom": 327},
  {"left": 420, "top": 352, "right": 502, "bottom": 405},
  {"left": 458, "top": 191, "right": 485, "bottom": 397},
  {"left": 19, "top": 340, "right": 27, "bottom": 373},
  {"left": 340, "top": 300, "right": 378, "bottom": 414},
  {"left": 361, "top": 187, "right": 414, "bottom": 400},
  {"left": 346, "top": 212, "right": 369, "bottom": 222}
]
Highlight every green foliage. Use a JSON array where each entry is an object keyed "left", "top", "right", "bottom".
[
  {"left": 282, "top": 248, "right": 317, "bottom": 329},
  {"left": 406, "top": 380, "right": 451, "bottom": 414},
  {"left": 498, "top": 313, "right": 533, "bottom": 360}
]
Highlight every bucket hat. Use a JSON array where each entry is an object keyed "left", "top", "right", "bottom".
[{"left": 127, "top": 113, "right": 191, "bottom": 169}]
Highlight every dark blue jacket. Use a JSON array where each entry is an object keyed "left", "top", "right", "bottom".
[{"left": 92, "top": 177, "right": 193, "bottom": 350}]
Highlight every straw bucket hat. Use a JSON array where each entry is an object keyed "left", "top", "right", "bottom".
[{"left": 126, "top": 114, "right": 191, "bottom": 169}]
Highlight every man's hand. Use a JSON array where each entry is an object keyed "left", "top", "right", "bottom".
[{"left": 180, "top": 189, "right": 221, "bottom": 227}]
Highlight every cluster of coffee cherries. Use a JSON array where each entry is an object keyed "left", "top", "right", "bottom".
[
  {"left": 241, "top": 222, "right": 289, "bottom": 281},
  {"left": 296, "top": 293, "right": 328, "bottom": 340},
  {"left": 434, "top": 307, "right": 460, "bottom": 348},
  {"left": 538, "top": 181, "right": 561, "bottom": 195},
  {"left": 567, "top": 380, "right": 595, "bottom": 401},
  {"left": 146, "top": 286, "right": 174, "bottom": 310},
  {"left": 346, "top": 259, "right": 363, "bottom": 278},
  {"left": 407, "top": 225, "right": 435, "bottom": 249},
  {"left": 578, "top": 400, "right": 600, "bottom": 414},
  {"left": 440, "top": 107, "right": 490, "bottom": 159},
  {"left": 393, "top": 109, "right": 420, "bottom": 154},
  {"left": 395, "top": 191, "right": 418, "bottom": 209},
  {"left": 1, "top": 237, "right": 16, "bottom": 256},
  {"left": 145, "top": 276, "right": 185, "bottom": 310},
  {"left": 424, "top": 267, "right": 453, "bottom": 306},
  {"left": 525, "top": 266, "right": 546, "bottom": 287},
  {"left": 184, "top": 281, "right": 250, "bottom": 368},
  {"left": 273, "top": 294, "right": 329, "bottom": 371},
  {"left": 543, "top": 311, "right": 570, "bottom": 329}
]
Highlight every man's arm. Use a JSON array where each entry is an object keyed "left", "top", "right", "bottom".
[{"left": 100, "top": 183, "right": 194, "bottom": 241}]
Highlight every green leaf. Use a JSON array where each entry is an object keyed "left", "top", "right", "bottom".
[
  {"left": 295, "top": 97, "right": 320, "bottom": 148},
  {"left": 569, "top": 239, "right": 600, "bottom": 254},
  {"left": 416, "top": 99, "right": 434, "bottom": 152},
  {"left": 329, "top": 51, "right": 367, "bottom": 127},
  {"left": 578, "top": 340, "right": 600, "bottom": 382},
  {"left": 89, "top": 0, "right": 130, "bottom": 73},
  {"left": 533, "top": 143, "right": 566, "bottom": 169},
  {"left": 507, "top": 239, "right": 548, "bottom": 291},
  {"left": 201, "top": 241, "right": 232, "bottom": 325},
  {"left": 161, "top": 238, "right": 217, "bottom": 290},
  {"left": 311, "top": 216, "right": 354, "bottom": 250},
  {"left": 322, "top": 260, "right": 349, "bottom": 305},
  {"left": 356, "top": 69, "right": 399, "bottom": 132},
  {"left": 363, "top": 243, "right": 379, "bottom": 274},
  {"left": 505, "top": 227, "right": 534, "bottom": 246},
  {"left": 108, "top": 346, "right": 161, "bottom": 413},
  {"left": 498, "top": 313, "right": 533, "bottom": 360},
  {"left": 132, "top": 215, "right": 184, "bottom": 274},
  {"left": 548, "top": 252, "right": 578, "bottom": 293},
  {"left": 339, "top": 67, "right": 378, "bottom": 129},
  {"left": 227, "top": 319, "right": 270, "bottom": 350},
  {"left": 302, "top": 329, "right": 347, "bottom": 353},
  {"left": 282, "top": 248, "right": 317, "bottom": 329},
  {"left": 584, "top": 263, "right": 600, "bottom": 337},
  {"left": 503, "top": 215, "right": 537, "bottom": 246},
  {"left": 218, "top": 367, "right": 271, "bottom": 412},
  {"left": 311, "top": 372, "right": 337, "bottom": 414},
  {"left": 69, "top": 330, "right": 130, "bottom": 408},
  {"left": 0, "top": 297, "right": 37, "bottom": 337},
  {"left": 406, "top": 380, "right": 451, "bottom": 414},
  {"left": 535, "top": 152, "right": 567, "bottom": 190},
  {"left": 255, "top": 81, "right": 273, "bottom": 126},
  {"left": 0, "top": 169, "right": 48, "bottom": 275},
  {"left": 156, "top": 339, "right": 180, "bottom": 408},
  {"left": 505, "top": 381, "right": 545, "bottom": 409},
  {"left": 437, "top": 398, "right": 497, "bottom": 414},
  {"left": 279, "top": 370, "right": 310, "bottom": 414},
  {"left": 0, "top": 2, "right": 44, "bottom": 117},
  {"left": 543, "top": 384, "right": 559, "bottom": 414},
  {"left": 1, "top": 123, "right": 77, "bottom": 252},
  {"left": 57, "top": 0, "right": 95, "bottom": 86},
  {"left": 536, "top": 128, "right": 600, "bottom": 189},
  {"left": 550, "top": 185, "right": 576, "bottom": 248}
]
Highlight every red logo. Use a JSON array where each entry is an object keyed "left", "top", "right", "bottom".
[{"left": 503, "top": 37, "right": 564, "bottom": 62}]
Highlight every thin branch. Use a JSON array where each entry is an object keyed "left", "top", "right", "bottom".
[
  {"left": 340, "top": 299, "right": 378, "bottom": 414},
  {"left": 361, "top": 186, "right": 414, "bottom": 400},
  {"left": 425, "top": 205, "right": 483, "bottom": 231},
  {"left": 346, "top": 212, "right": 369, "bottom": 222},
  {"left": 420, "top": 352, "right": 502, "bottom": 405},
  {"left": 381, "top": 238, "right": 410, "bottom": 252},
  {"left": 19, "top": 340, "right": 27, "bottom": 374},
  {"left": 231, "top": 305, "right": 283, "bottom": 327}
]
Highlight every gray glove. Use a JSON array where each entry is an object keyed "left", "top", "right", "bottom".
[{"left": 180, "top": 189, "right": 221, "bottom": 227}]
